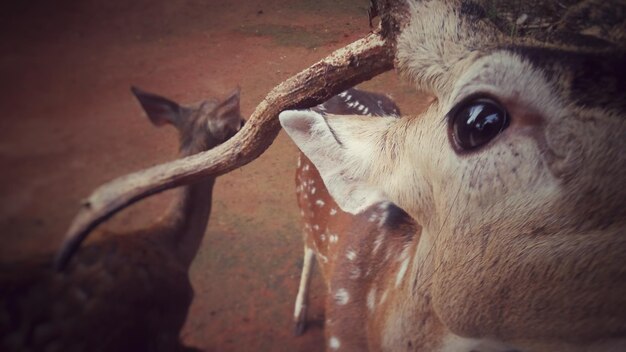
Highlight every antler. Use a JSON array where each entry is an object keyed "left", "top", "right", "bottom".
[{"left": 55, "top": 29, "right": 396, "bottom": 270}]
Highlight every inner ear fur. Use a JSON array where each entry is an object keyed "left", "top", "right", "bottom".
[{"left": 279, "top": 109, "right": 389, "bottom": 214}]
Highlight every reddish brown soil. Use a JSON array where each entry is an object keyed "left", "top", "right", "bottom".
[{"left": 0, "top": 0, "right": 422, "bottom": 350}]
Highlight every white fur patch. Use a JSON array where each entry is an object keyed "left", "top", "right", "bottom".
[
  {"left": 395, "top": 258, "right": 409, "bottom": 287},
  {"left": 380, "top": 290, "right": 388, "bottom": 305},
  {"left": 367, "top": 288, "right": 377, "bottom": 312},
  {"left": 346, "top": 250, "right": 357, "bottom": 261},
  {"left": 349, "top": 267, "right": 361, "bottom": 279},
  {"left": 329, "top": 336, "right": 341, "bottom": 349},
  {"left": 372, "top": 231, "right": 386, "bottom": 254},
  {"left": 335, "top": 288, "right": 350, "bottom": 305}
]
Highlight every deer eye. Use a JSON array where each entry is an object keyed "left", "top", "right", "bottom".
[{"left": 449, "top": 98, "right": 509, "bottom": 151}]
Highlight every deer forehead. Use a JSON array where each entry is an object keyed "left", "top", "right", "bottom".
[{"left": 450, "top": 50, "right": 563, "bottom": 124}]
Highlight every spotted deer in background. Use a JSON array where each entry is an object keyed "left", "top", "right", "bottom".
[
  {"left": 1, "top": 87, "right": 244, "bottom": 352},
  {"left": 292, "top": 88, "right": 401, "bottom": 336},
  {"left": 281, "top": 0, "right": 626, "bottom": 350}
]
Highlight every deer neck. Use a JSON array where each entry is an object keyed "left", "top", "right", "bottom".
[
  {"left": 369, "top": 229, "right": 515, "bottom": 351},
  {"left": 161, "top": 140, "right": 217, "bottom": 268},
  {"left": 364, "top": 226, "right": 442, "bottom": 350},
  {"left": 166, "top": 178, "right": 215, "bottom": 267},
  {"left": 375, "top": 225, "right": 626, "bottom": 352}
]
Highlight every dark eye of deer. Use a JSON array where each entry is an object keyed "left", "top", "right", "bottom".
[{"left": 451, "top": 98, "right": 509, "bottom": 150}]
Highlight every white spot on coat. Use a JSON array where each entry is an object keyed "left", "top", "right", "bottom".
[
  {"left": 380, "top": 290, "right": 388, "bottom": 305},
  {"left": 372, "top": 231, "right": 385, "bottom": 254},
  {"left": 398, "top": 243, "right": 411, "bottom": 262},
  {"left": 329, "top": 234, "right": 339, "bottom": 243},
  {"left": 334, "top": 288, "right": 349, "bottom": 305},
  {"left": 377, "top": 202, "right": 391, "bottom": 227},
  {"left": 329, "top": 336, "right": 341, "bottom": 349},
  {"left": 384, "top": 249, "right": 392, "bottom": 262},
  {"left": 349, "top": 267, "right": 361, "bottom": 280},
  {"left": 367, "top": 288, "right": 376, "bottom": 312},
  {"left": 311, "top": 187, "right": 316, "bottom": 194},
  {"left": 346, "top": 250, "right": 357, "bottom": 261},
  {"left": 315, "top": 199, "right": 325, "bottom": 207},
  {"left": 395, "top": 258, "right": 409, "bottom": 287},
  {"left": 330, "top": 208, "right": 337, "bottom": 216}
]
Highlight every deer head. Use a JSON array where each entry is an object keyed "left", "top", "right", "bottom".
[
  {"left": 131, "top": 86, "right": 244, "bottom": 156},
  {"left": 281, "top": 0, "right": 626, "bottom": 349}
]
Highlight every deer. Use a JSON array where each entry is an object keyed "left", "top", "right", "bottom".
[
  {"left": 52, "top": 0, "right": 626, "bottom": 351},
  {"left": 0, "top": 86, "right": 244, "bottom": 352},
  {"left": 292, "top": 87, "right": 402, "bottom": 336},
  {"left": 280, "top": 0, "right": 626, "bottom": 351}
]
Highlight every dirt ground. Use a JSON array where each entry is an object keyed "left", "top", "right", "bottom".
[{"left": 0, "top": 0, "right": 422, "bottom": 350}]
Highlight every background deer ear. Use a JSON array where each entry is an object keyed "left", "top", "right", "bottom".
[
  {"left": 131, "top": 86, "right": 182, "bottom": 127},
  {"left": 215, "top": 86, "right": 241, "bottom": 123},
  {"left": 208, "top": 86, "right": 243, "bottom": 139},
  {"left": 279, "top": 109, "right": 388, "bottom": 214}
]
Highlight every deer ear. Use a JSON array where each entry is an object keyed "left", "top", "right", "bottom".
[
  {"left": 279, "top": 109, "right": 388, "bottom": 214},
  {"left": 215, "top": 86, "right": 241, "bottom": 123},
  {"left": 131, "top": 86, "right": 183, "bottom": 127},
  {"left": 208, "top": 87, "right": 243, "bottom": 139}
]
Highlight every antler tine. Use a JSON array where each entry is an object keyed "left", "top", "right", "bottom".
[{"left": 54, "top": 30, "right": 395, "bottom": 270}]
